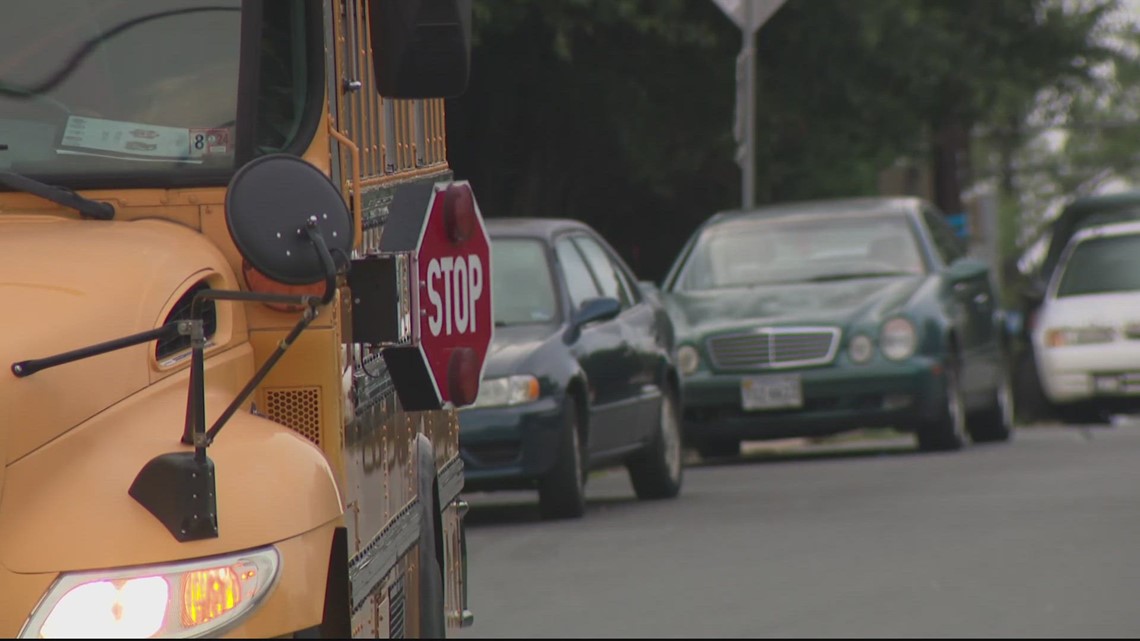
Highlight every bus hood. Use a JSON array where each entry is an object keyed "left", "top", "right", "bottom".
[{"left": 0, "top": 215, "right": 238, "bottom": 465}]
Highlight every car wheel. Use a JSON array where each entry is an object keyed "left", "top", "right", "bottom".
[
  {"left": 916, "top": 358, "right": 966, "bottom": 452},
  {"left": 537, "top": 401, "right": 586, "bottom": 520},
  {"left": 626, "top": 386, "right": 684, "bottom": 500},
  {"left": 695, "top": 437, "right": 741, "bottom": 460},
  {"left": 966, "top": 360, "right": 1014, "bottom": 443},
  {"left": 1013, "top": 347, "right": 1056, "bottom": 424}
]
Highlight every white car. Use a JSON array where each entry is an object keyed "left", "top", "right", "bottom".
[{"left": 1031, "top": 220, "right": 1140, "bottom": 424}]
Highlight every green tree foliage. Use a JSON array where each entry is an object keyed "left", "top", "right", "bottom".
[
  {"left": 446, "top": 0, "right": 1123, "bottom": 281},
  {"left": 970, "top": 3, "right": 1140, "bottom": 266},
  {"left": 448, "top": 0, "right": 738, "bottom": 279}
]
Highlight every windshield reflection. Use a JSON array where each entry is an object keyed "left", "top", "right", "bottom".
[
  {"left": 675, "top": 213, "right": 928, "bottom": 291},
  {"left": 491, "top": 238, "right": 561, "bottom": 327},
  {"left": 1056, "top": 232, "right": 1140, "bottom": 298},
  {"left": 0, "top": 1, "right": 241, "bottom": 177}
]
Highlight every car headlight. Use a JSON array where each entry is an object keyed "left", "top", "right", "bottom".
[
  {"left": 21, "top": 547, "right": 280, "bottom": 639},
  {"left": 473, "top": 375, "right": 540, "bottom": 408},
  {"left": 848, "top": 334, "right": 874, "bottom": 364},
  {"left": 676, "top": 345, "right": 700, "bottom": 375},
  {"left": 880, "top": 318, "right": 917, "bottom": 361},
  {"left": 1044, "top": 326, "right": 1115, "bottom": 347}
]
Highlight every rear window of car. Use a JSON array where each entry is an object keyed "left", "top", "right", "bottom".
[
  {"left": 491, "top": 238, "right": 560, "bottom": 325},
  {"left": 1055, "top": 233, "right": 1140, "bottom": 298}
]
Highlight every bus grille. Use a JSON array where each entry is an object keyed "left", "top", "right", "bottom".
[{"left": 265, "top": 387, "right": 322, "bottom": 445}]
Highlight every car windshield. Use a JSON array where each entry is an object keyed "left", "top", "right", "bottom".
[
  {"left": 491, "top": 238, "right": 560, "bottom": 326},
  {"left": 673, "top": 212, "right": 926, "bottom": 291},
  {"left": 0, "top": 1, "right": 285, "bottom": 183},
  {"left": 1054, "top": 233, "right": 1140, "bottom": 298}
]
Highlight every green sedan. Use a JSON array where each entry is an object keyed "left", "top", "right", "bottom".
[{"left": 661, "top": 197, "right": 1013, "bottom": 458}]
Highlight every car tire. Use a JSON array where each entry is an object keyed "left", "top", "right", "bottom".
[
  {"left": 626, "top": 386, "right": 684, "bottom": 500},
  {"left": 966, "top": 359, "right": 1014, "bottom": 443},
  {"left": 695, "top": 437, "right": 741, "bottom": 460},
  {"left": 1013, "top": 347, "right": 1057, "bottom": 424},
  {"left": 537, "top": 401, "right": 587, "bottom": 520},
  {"left": 916, "top": 358, "right": 966, "bottom": 452}
]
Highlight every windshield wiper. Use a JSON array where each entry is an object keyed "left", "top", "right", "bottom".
[
  {"left": 807, "top": 271, "right": 912, "bottom": 282},
  {"left": 0, "top": 170, "right": 115, "bottom": 220}
]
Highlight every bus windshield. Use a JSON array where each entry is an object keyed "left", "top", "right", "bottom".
[{"left": 0, "top": 1, "right": 303, "bottom": 184}]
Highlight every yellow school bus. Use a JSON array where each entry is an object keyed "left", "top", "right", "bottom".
[{"left": 0, "top": 0, "right": 481, "bottom": 637}]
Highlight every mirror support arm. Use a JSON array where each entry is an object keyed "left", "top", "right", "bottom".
[
  {"left": 204, "top": 304, "right": 319, "bottom": 444},
  {"left": 11, "top": 324, "right": 180, "bottom": 378},
  {"left": 180, "top": 319, "right": 209, "bottom": 461},
  {"left": 300, "top": 218, "right": 339, "bottom": 306},
  {"left": 133, "top": 212, "right": 341, "bottom": 543},
  {"left": 179, "top": 223, "right": 340, "bottom": 447},
  {"left": 136, "top": 316, "right": 218, "bottom": 543}
]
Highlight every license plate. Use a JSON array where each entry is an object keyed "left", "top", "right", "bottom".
[
  {"left": 741, "top": 374, "right": 803, "bottom": 411},
  {"left": 1095, "top": 373, "right": 1140, "bottom": 395}
]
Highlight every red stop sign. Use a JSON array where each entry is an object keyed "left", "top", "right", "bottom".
[{"left": 415, "top": 182, "right": 492, "bottom": 407}]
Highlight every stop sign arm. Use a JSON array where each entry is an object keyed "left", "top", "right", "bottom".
[{"left": 348, "top": 179, "right": 493, "bottom": 410}]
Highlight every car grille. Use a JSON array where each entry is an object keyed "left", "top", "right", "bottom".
[{"left": 706, "top": 327, "right": 840, "bottom": 370}]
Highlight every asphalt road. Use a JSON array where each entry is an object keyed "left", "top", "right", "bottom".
[{"left": 453, "top": 423, "right": 1140, "bottom": 638}]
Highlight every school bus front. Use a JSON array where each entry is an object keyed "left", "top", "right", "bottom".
[{"left": 0, "top": 1, "right": 476, "bottom": 637}]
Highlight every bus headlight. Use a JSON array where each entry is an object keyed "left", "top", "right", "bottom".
[{"left": 21, "top": 547, "right": 280, "bottom": 639}]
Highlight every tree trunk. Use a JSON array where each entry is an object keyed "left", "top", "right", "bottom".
[
  {"left": 931, "top": 117, "right": 970, "bottom": 215},
  {"left": 998, "top": 117, "right": 1020, "bottom": 198}
]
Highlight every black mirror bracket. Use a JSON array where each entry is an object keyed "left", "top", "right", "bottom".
[
  {"left": 128, "top": 451, "right": 218, "bottom": 543},
  {"left": 137, "top": 223, "right": 339, "bottom": 543},
  {"left": 178, "top": 318, "right": 209, "bottom": 453},
  {"left": 11, "top": 324, "right": 179, "bottom": 378},
  {"left": 204, "top": 303, "right": 319, "bottom": 446},
  {"left": 192, "top": 223, "right": 341, "bottom": 447},
  {"left": 299, "top": 216, "right": 340, "bottom": 307},
  {"left": 17, "top": 154, "right": 353, "bottom": 543},
  {"left": 129, "top": 317, "right": 220, "bottom": 543}
]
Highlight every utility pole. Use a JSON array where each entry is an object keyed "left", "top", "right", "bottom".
[{"left": 711, "top": 0, "right": 786, "bottom": 210}]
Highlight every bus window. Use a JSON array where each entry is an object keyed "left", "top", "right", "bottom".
[{"left": 256, "top": 0, "right": 311, "bottom": 156}]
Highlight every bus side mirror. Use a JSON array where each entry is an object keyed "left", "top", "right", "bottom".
[
  {"left": 369, "top": 0, "right": 472, "bottom": 99},
  {"left": 225, "top": 153, "right": 354, "bottom": 294}
]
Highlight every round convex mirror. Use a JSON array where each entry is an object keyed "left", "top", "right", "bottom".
[{"left": 225, "top": 154, "right": 354, "bottom": 285}]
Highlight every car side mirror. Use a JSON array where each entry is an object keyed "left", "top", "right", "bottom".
[
  {"left": 564, "top": 297, "right": 621, "bottom": 343},
  {"left": 1022, "top": 276, "right": 1048, "bottom": 307},
  {"left": 945, "top": 257, "right": 989, "bottom": 285}
]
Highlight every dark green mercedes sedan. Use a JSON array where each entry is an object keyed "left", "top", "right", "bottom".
[{"left": 662, "top": 197, "right": 1013, "bottom": 458}]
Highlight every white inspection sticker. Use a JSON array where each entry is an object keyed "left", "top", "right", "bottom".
[{"left": 59, "top": 116, "right": 229, "bottom": 160}]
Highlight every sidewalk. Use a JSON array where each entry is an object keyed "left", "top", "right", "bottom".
[{"left": 741, "top": 438, "right": 811, "bottom": 454}]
